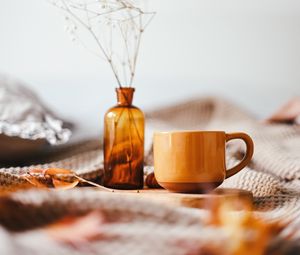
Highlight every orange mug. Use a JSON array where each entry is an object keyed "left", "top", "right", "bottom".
[{"left": 153, "top": 131, "right": 254, "bottom": 193}]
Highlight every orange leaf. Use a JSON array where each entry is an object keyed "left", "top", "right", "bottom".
[
  {"left": 25, "top": 168, "right": 78, "bottom": 190},
  {"left": 45, "top": 168, "right": 75, "bottom": 176},
  {"left": 23, "top": 175, "right": 48, "bottom": 189},
  {"left": 25, "top": 168, "right": 112, "bottom": 191},
  {"left": 52, "top": 179, "right": 79, "bottom": 190},
  {"left": 267, "top": 97, "right": 300, "bottom": 124},
  {"left": 46, "top": 211, "right": 106, "bottom": 246},
  {"left": 28, "top": 169, "right": 48, "bottom": 175},
  {"left": 46, "top": 168, "right": 79, "bottom": 190}
]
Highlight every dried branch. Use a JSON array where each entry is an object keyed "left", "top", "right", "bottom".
[{"left": 48, "top": 0, "right": 155, "bottom": 87}]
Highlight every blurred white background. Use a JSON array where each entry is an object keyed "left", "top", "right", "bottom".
[{"left": 0, "top": 0, "right": 299, "bottom": 138}]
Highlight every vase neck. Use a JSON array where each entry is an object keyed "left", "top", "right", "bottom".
[{"left": 116, "top": 87, "right": 135, "bottom": 106}]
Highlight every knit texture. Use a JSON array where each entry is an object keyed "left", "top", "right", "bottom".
[{"left": 0, "top": 97, "right": 300, "bottom": 254}]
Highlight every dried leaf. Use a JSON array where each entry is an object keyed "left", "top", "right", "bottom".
[
  {"left": 45, "top": 211, "right": 106, "bottom": 246},
  {"left": 267, "top": 98, "right": 300, "bottom": 124},
  {"left": 204, "top": 197, "right": 282, "bottom": 255},
  {"left": 24, "top": 168, "right": 114, "bottom": 192},
  {"left": 45, "top": 168, "right": 74, "bottom": 176},
  {"left": 23, "top": 175, "right": 48, "bottom": 189},
  {"left": 44, "top": 168, "right": 79, "bottom": 190},
  {"left": 52, "top": 179, "right": 79, "bottom": 190},
  {"left": 24, "top": 168, "right": 78, "bottom": 190},
  {"left": 28, "top": 168, "right": 48, "bottom": 175}
]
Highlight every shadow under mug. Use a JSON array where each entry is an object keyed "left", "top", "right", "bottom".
[{"left": 153, "top": 131, "right": 254, "bottom": 193}]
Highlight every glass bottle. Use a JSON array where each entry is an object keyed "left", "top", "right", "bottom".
[{"left": 103, "top": 87, "right": 144, "bottom": 189}]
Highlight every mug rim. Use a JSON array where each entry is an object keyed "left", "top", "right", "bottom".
[{"left": 154, "top": 130, "right": 226, "bottom": 135}]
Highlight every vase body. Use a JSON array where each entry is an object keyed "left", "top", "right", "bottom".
[{"left": 103, "top": 88, "right": 144, "bottom": 189}]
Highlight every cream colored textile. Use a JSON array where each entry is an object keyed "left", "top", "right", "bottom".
[{"left": 0, "top": 97, "right": 300, "bottom": 254}]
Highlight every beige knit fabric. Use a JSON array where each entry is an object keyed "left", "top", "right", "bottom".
[{"left": 0, "top": 97, "right": 300, "bottom": 254}]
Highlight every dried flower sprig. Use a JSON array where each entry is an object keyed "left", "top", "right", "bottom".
[{"left": 48, "top": 0, "right": 155, "bottom": 87}]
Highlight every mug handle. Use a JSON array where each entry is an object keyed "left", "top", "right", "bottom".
[{"left": 225, "top": 132, "right": 254, "bottom": 178}]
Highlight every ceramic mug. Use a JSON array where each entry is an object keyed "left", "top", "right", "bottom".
[{"left": 153, "top": 131, "right": 254, "bottom": 193}]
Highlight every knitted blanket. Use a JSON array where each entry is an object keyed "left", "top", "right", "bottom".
[{"left": 0, "top": 97, "right": 300, "bottom": 254}]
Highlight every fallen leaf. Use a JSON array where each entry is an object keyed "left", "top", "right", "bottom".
[
  {"left": 45, "top": 168, "right": 74, "bottom": 176},
  {"left": 267, "top": 98, "right": 300, "bottom": 124},
  {"left": 45, "top": 211, "right": 107, "bottom": 246},
  {"left": 23, "top": 175, "right": 48, "bottom": 189},
  {"left": 24, "top": 168, "right": 78, "bottom": 190},
  {"left": 44, "top": 168, "right": 79, "bottom": 190},
  {"left": 52, "top": 179, "right": 79, "bottom": 190},
  {"left": 204, "top": 196, "right": 282, "bottom": 255},
  {"left": 28, "top": 168, "right": 48, "bottom": 175},
  {"left": 24, "top": 168, "right": 114, "bottom": 192}
]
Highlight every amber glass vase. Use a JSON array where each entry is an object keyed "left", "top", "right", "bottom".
[{"left": 103, "top": 87, "right": 144, "bottom": 189}]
